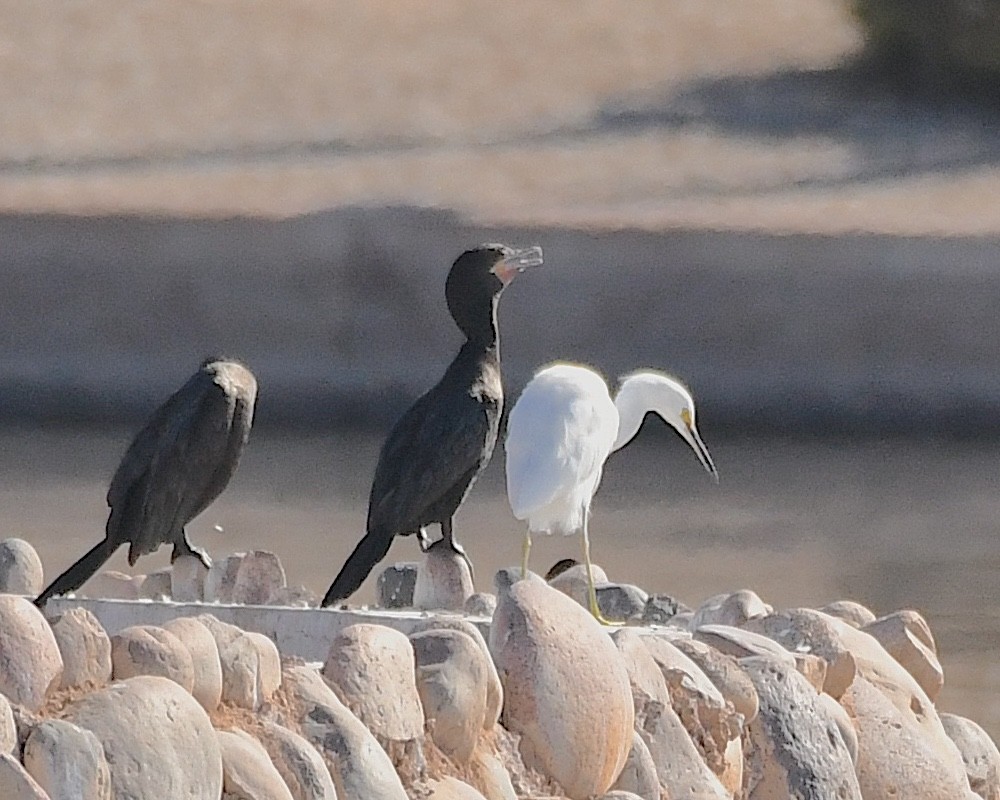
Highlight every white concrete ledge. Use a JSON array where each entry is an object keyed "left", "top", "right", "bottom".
[{"left": 44, "top": 597, "right": 490, "bottom": 663}]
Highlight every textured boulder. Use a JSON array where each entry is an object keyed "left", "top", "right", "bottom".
[
  {"left": 694, "top": 623, "right": 798, "bottom": 667},
  {"left": 691, "top": 589, "right": 770, "bottom": 629},
  {"left": 863, "top": 609, "right": 944, "bottom": 702},
  {"left": 817, "top": 692, "right": 859, "bottom": 766},
  {"left": 596, "top": 583, "right": 648, "bottom": 621},
  {"left": 820, "top": 599, "right": 877, "bottom": 628},
  {"left": 608, "top": 731, "right": 659, "bottom": 800},
  {"left": 257, "top": 721, "right": 337, "bottom": 800},
  {"left": 245, "top": 632, "right": 282, "bottom": 701},
  {"left": 282, "top": 664, "right": 408, "bottom": 800},
  {"left": 741, "top": 656, "right": 861, "bottom": 799},
  {"left": 0, "top": 538, "right": 44, "bottom": 595},
  {"left": 218, "top": 728, "right": 295, "bottom": 800},
  {"left": 322, "top": 624, "right": 424, "bottom": 746},
  {"left": 547, "top": 562, "right": 609, "bottom": 609},
  {"left": 196, "top": 614, "right": 271, "bottom": 709},
  {"left": 232, "top": 550, "right": 287, "bottom": 605},
  {"left": 204, "top": 553, "right": 245, "bottom": 603},
  {"left": 171, "top": 554, "right": 209, "bottom": 602},
  {"left": 110, "top": 625, "right": 195, "bottom": 693},
  {"left": 48, "top": 607, "right": 112, "bottom": 691},
  {"left": 81, "top": 571, "right": 140, "bottom": 600},
  {"left": 0, "top": 594, "right": 63, "bottom": 710},
  {"left": 940, "top": 712, "right": 1000, "bottom": 800},
  {"left": 464, "top": 592, "right": 497, "bottom": 617},
  {"left": 377, "top": 563, "right": 418, "bottom": 609},
  {"left": 413, "top": 539, "right": 475, "bottom": 611},
  {"left": 468, "top": 748, "right": 518, "bottom": 800},
  {"left": 640, "top": 593, "right": 681, "bottom": 624},
  {"left": 161, "top": 617, "right": 223, "bottom": 713},
  {"left": 0, "top": 695, "right": 15, "bottom": 756},
  {"left": 425, "top": 776, "right": 489, "bottom": 799},
  {"left": 23, "top": 718, "right": 112, "bottom": 800},
  {"left": 0, "top": 752, "right": 48, "bottom": 799},
  {"left": 64, "top": 675, "right": 223, "bottom": 799},
  {"left": 138, "top": 568, "right": 172, "bottom": 600},
  {"left": 411, "top": 628, "right": 490, "bottom": 762},
  {"left": 490, "top": 572, "right": 633, "bottom": 799},
  {"left": 669, "top": 633, "right": 759, "bottom": 724}
]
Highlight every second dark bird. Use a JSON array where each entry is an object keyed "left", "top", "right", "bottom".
[
  {"left": 34, "top": 357, "right": 258, "bottom": 607},
  {"left": 321, "top": 243, "right": 543, "bottom": 606}
]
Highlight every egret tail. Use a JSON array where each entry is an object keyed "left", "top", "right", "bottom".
[
  {"left": 34, "top": 538, "right": 120, "bottom": 607},
  {"left": 321, "top": 530, "right": 394, "bottom": 607}
]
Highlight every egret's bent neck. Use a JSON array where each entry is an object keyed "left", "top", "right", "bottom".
[{"left": 610, "top": 389, "right": 647, "bottom": 452}]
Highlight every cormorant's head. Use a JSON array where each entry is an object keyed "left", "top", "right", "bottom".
[{"left": 445, "top": 243, "right": 543, "bottom": 339}]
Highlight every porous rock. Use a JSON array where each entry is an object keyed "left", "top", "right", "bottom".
[
  {"left": 817, "top": 692, "right": 859, "bottom": 766},
  {"left": 820, "top": 599, "right": 877, "bottom": 628},
  {"left": 257, "top": 721, "right": 337, "bottom": 800},
  {"left": 81, "top": 570, "right": 140, "bottom": 600},
  {"left": 161, "top": 617, "right": 223, "bottom": 713},
  {"left": 196, "top": 614, "right": 269, "bottom": 710},
  {"left": 413, "top": 539, "right": 475, "bottom": 611},
  {"left": 741, "top": 656, "right": 861, "bottom": 799},
  {"left": 411, "top": 628, "right": 490, "bottom": 762},
  {"left": 377, "top": 563, "right": 418, "bottom": 609},
  {"left": 0, "top": 538, "right": 44, "bottom": 595},
  {"left": 608, "top": 731, "right": 659, "bottom": 800},
  {"left": 322, "top": 623, "right": 424, "bottom": 744},
  {"left": 489, "top": 570, "right": 633, "bottom": 800},
  {"left": 205, "top": 553, "right": 245, "bottom": 603},
  {"left": 669, "top": 633, "right": 759, "bottom": 723},
  {"left": 49, "top": 607, "right": 112, "bottom": 691},
  {"left": 282, "top": 663, "right": 407, "bottom": 800},
  {"left": 0, "top": 752, "right": 48, "bottom": 799},
  {"left": 138, "top": 568, "right": 172, "bottom": 600},
  {"left": 218, "top": 728, "right": 294, "bottom": 800},
  {"left": 231, "top": 550, "right": 287, "bottom": 605},
  {"left": 691, "top": 589, "right": 770, "bottom": 629},
  {"left": 425, "top": 776, "right": 489, "bottom": 799},
  {"left": 23, "top": 718, "right": 111, "bottom": 800},
  {"left": 65, "top": 675, "right": 223, "bottom": 799},
  {"left": 110, "top": 625, "right": 194, "bottom": 693},
  {"left": 0, "top": 694, "right": 15, "bottom": 756},
  {"left": 171, "top": 554, "right": 209, "bottom": 602},
  {"left": 863, "top": 609, "right": 943, "bottom": 702},
  {"left": 0, "top": 594, "right": 63, "bottom": 711},
  {"left": 940, "top": 712, "right": 1000, "bottom": 800}
]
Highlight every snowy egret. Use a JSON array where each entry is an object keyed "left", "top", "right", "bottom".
[
  {"left": 504, "top": 362, "right": 717, "bottom": 623},
  {"left": 321, "top": 243, "right": 543, "bottom": 606},
  {"left": 35, "top": 358, "right": 258, "bottom": 606}
]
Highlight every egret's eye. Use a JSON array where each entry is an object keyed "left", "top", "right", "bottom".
[{"left": 680, "top": 408, "right": 692, "bottom": 428}]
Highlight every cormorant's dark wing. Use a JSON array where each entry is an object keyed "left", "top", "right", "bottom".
[{"left": 367, "top": 387, "right": 495, "bottom": 536}]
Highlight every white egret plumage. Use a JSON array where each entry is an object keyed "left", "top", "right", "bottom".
[{"left": 504, "top": 362, "right": 718, "bottom": 623}]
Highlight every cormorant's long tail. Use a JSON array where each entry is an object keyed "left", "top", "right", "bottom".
[
  {"left": 321, "top": 531, "right": 393, "bottom": 607},
  {"left": 34, "top": 538, "right": 120, "bottom": 608}
]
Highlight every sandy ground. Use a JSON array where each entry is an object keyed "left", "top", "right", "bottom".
[{"left": 9, "top": 428, "right": 1000, "bottom": 740}]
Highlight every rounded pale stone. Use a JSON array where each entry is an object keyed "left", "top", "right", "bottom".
[
  {"left": 694, "top": 623, "right": 798, "bottom": 667},
  {"left": 0, "top": 594, "right": 63, "bottom": 710},
  {"left": 669, "top": 634, "right": 759, "bottom": 724},
  {"left": 601, "top": 793, "right": 645, "bottom": 800},
  {"left": 23, "top": 718, "right": 112, "bottom": 800},
  {"left": 322, "top": 623, "right": 424, "bottom": 743},
  {"left": 49, "top": 607, "right": 112, "bottom": 691},
  {"left": 595, "top": 583, "right": 648, "bottom": 621},
  {"left": 377, "top": 563, "right": 418, "bottom": 609},
  {"left": 257, "top": 721, "right": 337, "bottom": 800},
  {"left": 110, "top": 625, "right": 194, "bottom": 693},
  {"left": 196, "top": 614, "right": 267, "bottom": 709},
  {"left": 742, "top": 656, "right": 861, "bottom": 799},
  {"left": 410, "top": 617, "right": 502, "bottom": 730},
  {"left": 0, "top": 538, "right": 44, "bottom": 595},
  {"left": 817, "top": 692, "right": 859, "bottom": 766},
  {"left": 0, "top": 752, "right": 48, "bottom": 799},
  {"left": 468, "top": 748, "right": 517, "bottom": 800},
  {"left": 691, "top": 589, "right": 770, "bottom": 629},
  {"left": 413, "top": 539, "right": 475, "bottom": 611},
  {"left": 489, "top": 573, "right": 633, "bottom": 799},
  {"left": 464, "top": 592, "right": 496, "bottom": 617},
  {"left": 245, "top": 632, "right": 282, "bottom": 702},
  {"left": 65, "top": 675, "right": 223, "bottom": 799},
  {"left": 138, "top": 568, "right": 172, "bottom": 600},
  {"left": 793, "top": 652, "right": 829, "bottom": 693},
  {"left": 218, "top": 728, "right": 294, "bottom": 800},
  {"left": 0, "top": 695, "right": 14, "bottom": 756},
  {"left": 862, "top": 609, "right": 943, "bottom": 701},
  {"left": 81, "top": 570, "right": 140, "bottom": 600},
  {"left": 609, "top": 731, "right": 659, "bottom": 800},
  {"left": 282, "top": 663, "right": 408, "bottom": 800},
  {"left": 231, "top": 550, "right": 287, "bottom": 605},
  {"left": 204, "top": 553, "right": 245, "bottom": 603},
  {"left": 161, "top": 617, "right": 223, "bottom": 713},
  {"left": 547, "top": 562, "right": 609, "bottom": 609},
  {"left": 410, "top": 628, "right": 489, "bottom": 763},
  {"left": 941, "top": 712, "right": 1000, "bottom": 800},
  {"left": 171, "top": 555, "right": 208, "bottom": 603},
  {"left": 820, "top": 599, "right": 877, "bottom": 628},
  {"left": 426, "top": 776, "right": 489, "bottom": 799}
]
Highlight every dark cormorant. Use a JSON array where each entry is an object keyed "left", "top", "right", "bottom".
[
  {"left": 320, "top": 243, "right": 543, "bottom": 606},
  {"left": 34, "top": 358, "right": 258, "bottom": 607}
]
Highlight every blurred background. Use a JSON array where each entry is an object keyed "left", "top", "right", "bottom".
[{"left": 2, "top": 0, "right": 1000, "bottom": 735}]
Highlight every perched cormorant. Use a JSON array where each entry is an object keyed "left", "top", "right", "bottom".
[
  {"left": 321, "top": 243, "right": 543, "bottom": 606},
  {"left": 34, "top": 358, "right": 258, "bottom": 607}
]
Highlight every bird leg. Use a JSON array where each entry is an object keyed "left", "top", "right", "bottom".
[
  {"left": 581, "top": 508, "right": 620, "bottom": 626},
  {"left": 441, "top": 518, "right": 475, "bottom": 582},
  {"left": 171, "top": 531, "right": 212, "bottom": 570},
  {"left": 521, "top": 530, "right": 532, "bottom": 579}
]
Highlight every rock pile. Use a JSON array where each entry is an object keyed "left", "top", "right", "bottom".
[{"left": 1, "top": 536, "right": 997, "bottom": 799}]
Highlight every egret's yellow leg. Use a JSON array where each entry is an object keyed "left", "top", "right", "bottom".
[
  {"left": 521, "top": 530, "right": 532, "bottom": 579},
  {"left": 581, "top": 508, "right": 620, "bottom": 626}
]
